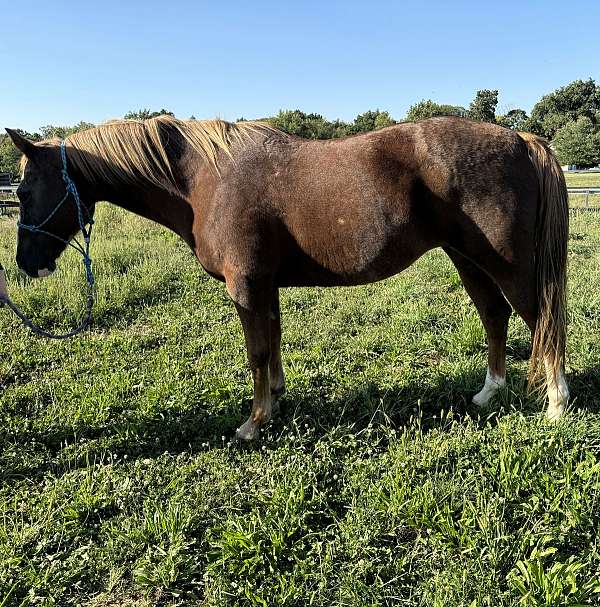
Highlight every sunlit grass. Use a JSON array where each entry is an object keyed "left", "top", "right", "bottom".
[{"left": 564, "top": 171, "right": 600, "bottom": 188}]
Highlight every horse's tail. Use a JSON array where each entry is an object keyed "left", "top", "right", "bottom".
[{"left": 518, "top": 131, "right": 569, "bottom": 389}]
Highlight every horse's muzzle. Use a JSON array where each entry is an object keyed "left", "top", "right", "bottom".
[
  {"left": 18, "top": 258, "right": 57, "bottom": 279},
  {"left": 37, "top": 266, "right": 55, "bottom": 278}
]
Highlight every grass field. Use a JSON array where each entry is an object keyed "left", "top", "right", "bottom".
[
  {"left": 0, "top": 206, "right": 599, "bottom": 606},
  {"left": 564, "top": 173, "right": 600, "bottom": 209},
  {"left": 568, "top": 194, "right": 600, "bottom": 210},
  {"left": 564, "top": 172, "right": 600, "bottom": 189}
]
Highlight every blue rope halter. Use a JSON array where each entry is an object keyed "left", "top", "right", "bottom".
[{"left": 0, "top": 142, "right": 96, "bottom": 339}]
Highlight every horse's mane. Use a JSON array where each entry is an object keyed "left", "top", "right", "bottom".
[{"left": 22, "top": 115, "right": 279, "bottom": 193}]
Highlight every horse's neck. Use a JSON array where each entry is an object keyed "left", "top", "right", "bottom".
[
  {"left": 72, "top": 141, "right": 214, "bottom": 250},
  {"left": 94, "top": 179, "right": 197, "bottom": 249}
]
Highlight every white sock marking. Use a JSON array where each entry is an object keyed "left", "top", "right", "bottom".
[
  {"left": 472, "top": 367, "right": 506, "bottom": 407},
  {"left": 546, "top": 367, "right": 569, "bottom": 421}
]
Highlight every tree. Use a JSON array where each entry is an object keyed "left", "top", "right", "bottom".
[
  {"left": 0, "top": 129, "right": 41, "bottom": 177},
  {"left": 0, "top": 123, "right": 95, "bottom": 178},
  {"left": 525, "top": 79, "right": 600, "bottom": 138},
  {"left": 552, "top": 117, "right": 600, "bottom": 168},
  {"left": 405, "top": 100, "right": 466, "bottom": 122},
  {"left": 351, "top": 110, "right": 396, "bottom": 133},
  {"left": 270, "top": 109, "right": 399, "bottom": 139},
  {"left": 0, "top": 134, "right": 25, "bottom": 177},
  {"left": 124, "top": 108, "right": 175, "bottom": 120},
  {"left": 468, "top": 90, "right": 498, "bottom": 123},
  {"left": 39, "top": 121, "right": 95, "bottom": 140},
  {"left": 496, "top": 109, "right": 528, "bottom": 130},
  {"left": 269, "top": 110, "right": 351, "bottom": 139}
]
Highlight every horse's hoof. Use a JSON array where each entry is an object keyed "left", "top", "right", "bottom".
[
  {"left": 236, "top": 418, "right": 260, "bottom": 441},
  {"left": 471, "top": 393, "right": 487, "bottom": 407},
  {"left": 472, "top": 371, "right": 505, "bottom": 408}
]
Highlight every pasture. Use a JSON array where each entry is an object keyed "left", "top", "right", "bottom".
[
  {"left": 564, "top": 173, "right": 600, "bottom": 209},
  {"left": 564, "top": 172, "right": 600, "bottom": 188},
  {"left": 0, "top": 205, "right": 599, "bottom": 606}
]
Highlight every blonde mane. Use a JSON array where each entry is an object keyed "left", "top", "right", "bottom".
[{"left": 22, "top": 115, "right": 279, "bottom": 192}]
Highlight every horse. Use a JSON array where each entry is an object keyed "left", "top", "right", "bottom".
[{"left": 5, "top": 115, "right": 569, "bottom": 440}]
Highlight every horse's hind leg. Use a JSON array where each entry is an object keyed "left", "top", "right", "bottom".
[
  {"left": 444, "top": 248, "right": 511, "bottom": 406},
  {"left": 490, "top": 268, "right": 569, "bottom": 420}
]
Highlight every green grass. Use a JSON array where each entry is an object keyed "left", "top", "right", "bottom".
[
  {"left": 564, "top": 172, "right": 600, "bottom": 209},
  {"left": 563, "top": 172, "right": 600, "bottom": 189},
  {"left": 568, "top": 194, "right": 600, "bottom": 209},
  {"left": 0, "top": 205, "right": 599, "bottom": 606}
]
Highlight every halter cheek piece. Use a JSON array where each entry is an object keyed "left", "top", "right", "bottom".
[{"left": 0, "top": 142, "right": 96, "bottom": 339}]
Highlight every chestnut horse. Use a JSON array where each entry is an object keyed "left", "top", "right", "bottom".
[{"left": 6, "top": 115, "right": 569, "bottom": 440}]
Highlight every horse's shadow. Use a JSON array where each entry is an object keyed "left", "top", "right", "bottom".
[
  {"left": 2, "top": 363, "right": 598, "bottom": 481},
  {"left": 566, "top": 365, "right": 600, "bottom": 413}
]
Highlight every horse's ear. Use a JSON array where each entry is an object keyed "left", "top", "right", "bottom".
[{"left": 5, "top": 128, "right": 37, "bottom": 158}]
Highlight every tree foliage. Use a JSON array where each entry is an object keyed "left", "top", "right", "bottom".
[
  {"left": 552, "top": 117, "right": 600, "bottom": 168},
  {"left": 269, "top": 109, "right": 395, "bottom": 139},
  {"left": 468, "top": 90, "right": 498, "bottom": 123},
  {"left": 496, "top": 109, "right": 528, "bottom": 130},
  {"left": 3, "top": 79, "right": 600, "bottom": 177},
  {"left": 269, "top": 110, "right": 350, "bottom": 139},
  {"left": 124, "top": 109, "right": 175, "bottom": 121},
  {"left": 39, "top": 121, "right": 95, "bottom": 140},
  {"left": 405, "top": 100, "right": 466, "bottom": 122},
  {"left": 0, "top": 129, "right": 40, "bottom": 177},
  {"left": 350, "top": 110, "right": 396, "bottom": 133},
  {"left": 0, "top": 135, "right": 24, "bottom": 177},
  {"left": 526, "top": 79, "right": 600, "bottom": 139},
  {"left": 0, "top": 123, "right": 95, "bottom": 178}
]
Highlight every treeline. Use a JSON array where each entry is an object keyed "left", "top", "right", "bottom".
[
  {"left": 2, "top": 79, "right": 599, "bottom": 177},
  {"left": 268, "top": 81, "right": 600, "bottom": 168}
]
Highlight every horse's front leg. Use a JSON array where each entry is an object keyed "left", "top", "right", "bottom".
[
  {"left": 228, "top": 277, "right": 273, "bottom": 441},
  {"left": 269, "top": 289, "right": 285, "bottom": 406}
]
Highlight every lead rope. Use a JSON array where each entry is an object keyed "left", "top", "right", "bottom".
[{"left": 0, "top": 142, "right": 96, "bottom": 339}]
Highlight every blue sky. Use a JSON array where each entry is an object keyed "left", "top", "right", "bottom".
[{"left": 2, "top": 0, "right": 599, "bottom": 132}]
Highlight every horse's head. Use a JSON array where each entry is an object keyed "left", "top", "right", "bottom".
[{"left": 6, "top": 129, "right": 94, "bottom": 279}]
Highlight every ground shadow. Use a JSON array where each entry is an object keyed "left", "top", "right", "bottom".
[
  {"left": 567, "top": 365, "right": 600, "bottom": 414},
  {"left": 3, "top": 360, "right": 597, "bottom": 482},
  {"left": 0, "top": 362, "right": 534, "bottom": 481},
  {"left": 506, "top": 335, "right": 532, "bottom": 361}
]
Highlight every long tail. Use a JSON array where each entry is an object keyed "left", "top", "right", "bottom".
[{"left": 518, "top": 132, "right": 569, "bottom": 389}]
